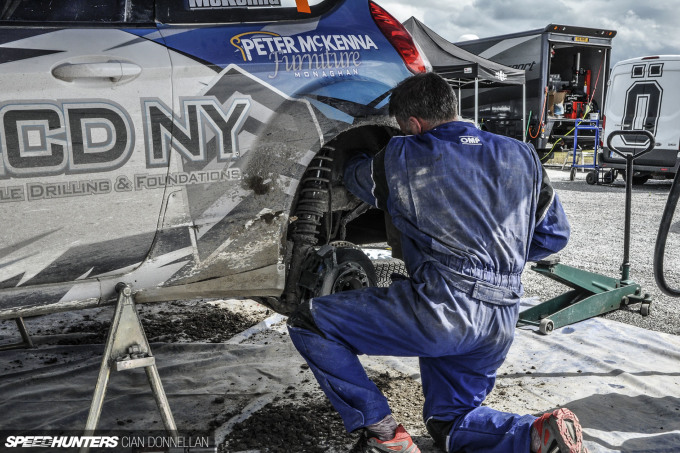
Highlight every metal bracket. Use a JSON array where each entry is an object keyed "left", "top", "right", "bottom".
[
  {"left": 0, "top": 317, "right": 34, "bottom": 351},
  {"left": 297, "top": 244, "right": 336, "bottom": 293},
  {"left": 82, "top": 283, "right": 176, "bottom": 451}
]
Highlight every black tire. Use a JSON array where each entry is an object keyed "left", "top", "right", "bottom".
[
  {"left": 633, "top": 175, "right": 651, "bottom": 185},
  {"left": 317, "top": 247, "right": 376, "bottom": 296},
  {"left": 372, "top": 257, "right": 409, "bottom": 287},
  {"left": 602, "top": 169, "right": 617, "bottom": 184},
  {"left": 586, "top": 171, "right": 597, "bottom": 185},
  {"left": 621, "top": 171, "right": 651, "bottom": 185},
  {"left": 569, "top": 167, "right": 576, "bottom": 181}
]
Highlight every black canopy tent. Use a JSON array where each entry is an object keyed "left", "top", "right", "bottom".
[{"left": 403, "top": 17, "right": 527, "bottom": 139}]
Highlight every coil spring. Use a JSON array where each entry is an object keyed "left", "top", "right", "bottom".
[{"left": 292, "top": 149, "right": 334, "bottom": 240}]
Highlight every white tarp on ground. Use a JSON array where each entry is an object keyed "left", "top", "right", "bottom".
[
  {"left": 1, "top": 299, "right": 679, "bottom": 452},
  {"left": 510, "top": 300, "right": 680, "bottom": 453}
]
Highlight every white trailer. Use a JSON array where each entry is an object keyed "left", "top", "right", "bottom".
[{"left": 600, "top": 55, "right": 680, "bottom": 184}]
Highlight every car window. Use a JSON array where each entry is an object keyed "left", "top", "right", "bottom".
[
  {"left": 0, "top": 0, "right": 154, "bottom": 23},
  {"left": 157, "top": 0, "right": 340, "bottom": 24}
]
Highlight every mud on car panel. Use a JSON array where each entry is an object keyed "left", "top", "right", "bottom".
[{"left": 0, "top": 0, "right": 422, "bottom": 317}]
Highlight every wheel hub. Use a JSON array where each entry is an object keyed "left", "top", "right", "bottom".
[
  {"left": 331, "top": 262, "right": 371, "bottom": 293},
  {"left": 298, "top": 244, "right": 375, "bottom": 299}
]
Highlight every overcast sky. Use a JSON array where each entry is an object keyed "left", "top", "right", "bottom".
[{"left": 380, "top": 0, "right": 679, "bottom": 65}]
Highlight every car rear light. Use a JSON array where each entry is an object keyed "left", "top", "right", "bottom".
[
  {"left": 642, "top": 56, "right": 660, "bottom": 60},
  {"left": 369, "top": 1, "right": 427, "bottom": 74}
]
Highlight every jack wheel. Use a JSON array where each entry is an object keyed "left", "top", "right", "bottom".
[
  {"left": 539, "top": 318, "right": 555, "bottom": 335},
  {"left": 640, "top": 302, "right": 651, "bottom": 317},
  {"left": 569, "top": 167, "right": 576, "bottom": 181},
  {"left": 586, "top": 171, "right": 597, "bottom": 185}
]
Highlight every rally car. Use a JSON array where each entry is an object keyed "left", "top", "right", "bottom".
[{"left": 0, "top": 0, "right": 428, "bottom": 319}]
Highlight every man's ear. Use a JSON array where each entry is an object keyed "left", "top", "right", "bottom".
[{"left": 407, "top": 116, "right": 423, "bottom": 135}]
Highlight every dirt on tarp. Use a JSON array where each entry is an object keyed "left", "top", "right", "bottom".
[
  {"left": 0, "top": 299, "right": 436, "bottom": 452},
  {"left": 222, "top": 399, "right": 357, "bottom": 452},
  {"left": 26, "top": 299, "right": 272, "bottom": 345},
  {"left": 220, "top": 370, "right": 427, "bottom": 453}
]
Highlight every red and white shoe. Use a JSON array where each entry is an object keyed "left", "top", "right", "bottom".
[
  {"left": 531, "top": 408, "right": 589, "bottom": 453},
  {"left": 357, "top": 424, "right": 421, "bottom": 453}
]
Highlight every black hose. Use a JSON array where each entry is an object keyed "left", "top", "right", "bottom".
[{"left": 654, "top": 168, "right": 680, "bottom": 297}]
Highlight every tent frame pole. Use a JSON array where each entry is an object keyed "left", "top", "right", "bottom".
[
  {"left": 458, "top": 85, "right": 462, "bottom": 118},
  {"left": 474, "top": 78, "right": 479, "bottom": 126},
  {"left": 523, "top": 83, "right": 527, "bottom": 142}
]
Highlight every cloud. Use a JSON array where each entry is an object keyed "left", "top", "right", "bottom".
[{"left": 385, "top": 0, "right": 678, "bottom": 63}]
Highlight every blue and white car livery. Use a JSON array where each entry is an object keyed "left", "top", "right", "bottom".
[{"left": 0, "top": 0, "right": 428, "bottom": 317}]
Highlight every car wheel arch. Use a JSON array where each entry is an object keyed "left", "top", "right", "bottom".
[{"left": 276, "top": 123, "right": 398, "bottom": 310}]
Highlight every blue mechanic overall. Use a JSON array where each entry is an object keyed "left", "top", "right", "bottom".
[{"left": 288, "top": 120, "right": 570, "bottom": 453}]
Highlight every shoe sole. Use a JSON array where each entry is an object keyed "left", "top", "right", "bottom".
[
  {"left": 546, "top": 408, "right": 585, "bottom": 453},
  {"left": 366, "top": 442, "right": 421, "bottom": 453}
]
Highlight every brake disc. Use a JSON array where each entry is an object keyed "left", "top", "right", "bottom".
[{"left": 297, "top": 244, "right": 373, "bottom": 299}]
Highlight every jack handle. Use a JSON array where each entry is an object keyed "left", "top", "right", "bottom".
[
  {"left": 606, "top": 129, "right": 656, "bottom": 161},
  {"left": 606, "top": 130, "right": 655, "bottom": 283}
]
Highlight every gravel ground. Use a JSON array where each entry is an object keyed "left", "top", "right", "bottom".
[
  {"left": 1, "top": 166, "right": 678, "bottom": 452},
  {"left": 522, "top": 168, "right": 680, "bottom": 335}
]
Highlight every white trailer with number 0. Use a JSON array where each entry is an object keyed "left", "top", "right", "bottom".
[{"left": 600, "top": 55, "right": 680, "bottom": 184}]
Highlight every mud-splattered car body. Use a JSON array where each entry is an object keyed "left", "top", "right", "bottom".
[{"left": 0, "top": 0, "right": 426, "bottom": 318}]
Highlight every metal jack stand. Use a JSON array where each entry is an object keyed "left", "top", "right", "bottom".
[
  {"left": 82, "top": 283, "right": 176, "bottom": 451},
  {"left": 518, "top": 130, "right": 656, "bottom": 334},
  {"left": 0, "top": 317, "right": 34, "bottom": 351}
]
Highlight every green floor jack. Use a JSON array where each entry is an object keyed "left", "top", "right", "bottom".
[{"left": 518, "top": 130, "right": 656, "bottom": 334}]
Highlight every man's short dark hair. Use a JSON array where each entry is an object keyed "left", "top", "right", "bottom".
[{"left": 388, "top": 72, "right": 458, "bottom": 124}]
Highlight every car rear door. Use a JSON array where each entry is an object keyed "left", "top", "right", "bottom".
[{"left": 0, "top": 0, "right": 171, "bottom": 290}]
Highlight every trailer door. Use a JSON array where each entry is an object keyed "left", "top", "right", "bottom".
[{"left": 605, "top": 58, "right": 679, "bottom": 169}]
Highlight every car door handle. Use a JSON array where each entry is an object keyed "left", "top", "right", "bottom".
[{"left": 52, "top": 61, "right": 142, "bottom": 83}]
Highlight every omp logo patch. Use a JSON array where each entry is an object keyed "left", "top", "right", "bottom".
[{"left": 461, "top": 136, "right": 481, "bottom": 145}]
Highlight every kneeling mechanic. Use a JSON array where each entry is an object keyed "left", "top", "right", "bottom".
[{"left": 288, "top": 73, "right": 584, "bottom": 453}]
